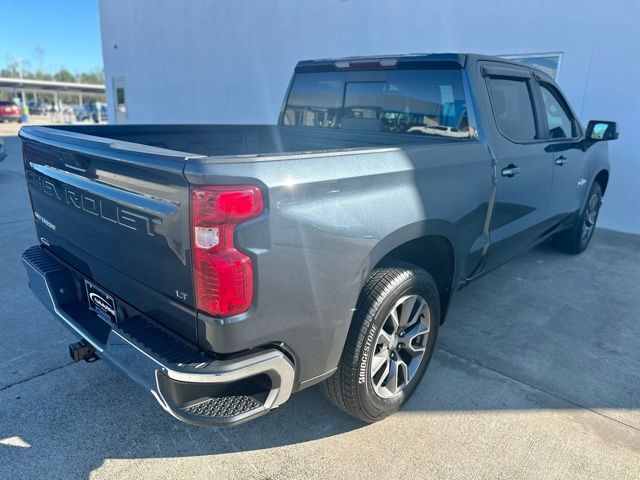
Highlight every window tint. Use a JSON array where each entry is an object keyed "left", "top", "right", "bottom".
[
  {"left": 343, "top": 81, "right": 385, "bottom": 131},
  {"left": 283, "top": 69, "right": 470, "bottom": 139},
  {"left": 283, "top": 72, "right": 345, "bottom": 128},
  {"left": 380, "top": 70, "right": 469, "bottom": 137},
  {"left": 488, "top": 78, "right": 537, "bottom": 141},
  {"left": 540, "top": 84, "right": 575, "bottom": 139}
]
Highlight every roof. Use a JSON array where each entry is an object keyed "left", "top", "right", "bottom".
[
  {"left": 0, "top": 77, "right": 105, "bottom": 95},
  {"left": 295, "top": 53, "right": 546, "bottom": 75}
]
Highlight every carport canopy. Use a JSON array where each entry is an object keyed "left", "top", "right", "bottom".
[{"left": 0, "top": 77, "right": 105, "bottom": 106}]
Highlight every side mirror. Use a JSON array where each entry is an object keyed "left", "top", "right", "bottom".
[{"left": 585, "top": 120, "right": 618, "bottom": 141}]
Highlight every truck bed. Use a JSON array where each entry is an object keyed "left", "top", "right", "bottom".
[{"left": 48, "top": 123, "right": 465, "bottom": 159}]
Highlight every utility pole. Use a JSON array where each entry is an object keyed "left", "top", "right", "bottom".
[{"left": 17, "top": 58, "right": 26, "bottom": 106}]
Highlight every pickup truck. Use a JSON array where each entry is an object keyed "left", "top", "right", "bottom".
[{"left": 20, "top": 53, "right": 618, "bottom": 427}]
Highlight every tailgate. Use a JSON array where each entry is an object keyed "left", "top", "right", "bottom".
[{"left": 20, "top": 126, "right": 200, "bottom": 340}]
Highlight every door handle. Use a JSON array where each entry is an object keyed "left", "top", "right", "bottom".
[
  {"left": 555, "top": 155, "right": 567, "bottom": 166},
  {"left": 501, "top": 164, "right": 521, "bottom": 178}
]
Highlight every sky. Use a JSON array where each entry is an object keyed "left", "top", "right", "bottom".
[{"left": 0, "top": 0, "right": 102, "bottom": 74}]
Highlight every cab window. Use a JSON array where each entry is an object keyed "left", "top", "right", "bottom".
[
  {"left": 283, "top": 69, "right": 470, "bottom": 139},
  {"left": 487, "top": 77, "right": 537, "bottom": 142},
  {"left": 539, "top": 83, "right": 577, "bottom": 139},
  {"left": 283, "top": 72, "right": 346, "bottom": 128}
]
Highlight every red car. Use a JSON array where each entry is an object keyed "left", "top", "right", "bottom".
[{"left": 0, "top": 101, "right": 22, "bottom": 122}]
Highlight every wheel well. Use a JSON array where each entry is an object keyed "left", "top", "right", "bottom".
[
  {"left": 595, "top": 170, "right": 609, "bottom": 194},
  {"left": 375, "top": 235, "right": 455, "bottom": 323}
]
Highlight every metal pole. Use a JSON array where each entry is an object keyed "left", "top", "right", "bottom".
[
  {"left": 79, "top": 93, "right": 83, "bottom": 106},
  {"left": 18, "top": 59, "right": 26, "bottom": 106}
]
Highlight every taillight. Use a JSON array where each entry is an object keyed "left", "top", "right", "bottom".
[{"left": 190, "top": 185, "right": 263, "bottom": 317}]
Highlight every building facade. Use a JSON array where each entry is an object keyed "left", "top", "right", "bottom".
[{"left": 99, "top": 0, "right": 639, "bottom": 233}]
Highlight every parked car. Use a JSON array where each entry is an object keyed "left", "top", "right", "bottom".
[
  {"left": 19, "top": 53, "right": 617, "bottom": 427},
  {"left": 72, "top": 105, "right": 86, "bottom": 121},
  {"left": 74, "top": 104, "right": 90, "bottom": 122},
  {"left": 92, "top": 105, "right": 108, "bottom": 123},
  {"left": 0, "top": 137, "right": 6, "bottom": 161},
  {"left": 0, "top": 101, "right": 22, "bottom": 122},
  {"left": 27, "top": 102, "right": 47, "bottom": 115},
  {"left": 75, "top": 103, "right": 108, "bottom": 123}
]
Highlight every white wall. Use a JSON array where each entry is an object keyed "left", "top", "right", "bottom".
[{"left": 99, "top": 0, "right": 640, "bottom": 234}]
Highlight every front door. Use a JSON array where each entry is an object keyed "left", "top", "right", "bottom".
[{"left": 536, "top": 80, "right": 590, "bottom": 226}]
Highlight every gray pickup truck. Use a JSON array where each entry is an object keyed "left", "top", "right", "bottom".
[{"left": 20, "top": 53, "right": 617, "bottom": 427}]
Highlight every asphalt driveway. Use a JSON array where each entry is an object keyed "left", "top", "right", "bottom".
[{"left": 0, "top": 134, "right": 639, "bottom": 479}]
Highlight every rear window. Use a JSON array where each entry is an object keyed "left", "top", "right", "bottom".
[
  {"left": 0, "top": 101, "right": 16, "bottom": 106},
  {"left": 284, "top": 72, "right": 345, "bottom": 128},
  {"left": 487, "top": 78, "right": 537, "bottom": 142},
  {"left": 283, "top": 69, "right": 470, "bottom": 139}
]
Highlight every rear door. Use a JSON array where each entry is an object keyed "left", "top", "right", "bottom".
[
  {"left": 21, "top": 127, "right": 198, "bottom": 340},
  {"left": 479, "top": 63, "right": 554, "bottom": 268}
]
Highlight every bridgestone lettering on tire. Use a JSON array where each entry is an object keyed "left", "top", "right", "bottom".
[{"left": 321, "top": 262, "right": 440, "bottom": 423}]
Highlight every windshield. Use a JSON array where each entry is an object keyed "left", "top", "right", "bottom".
[{"left": 282, "top": 68, "right": 470, "bottom": 139}]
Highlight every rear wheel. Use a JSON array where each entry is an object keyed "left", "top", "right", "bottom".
[
  {"left": 321, "top": 263, "right": 439, "bottom": 423},
  {"left": 552, "top": 182, "right": 602, "bottom": 254}
]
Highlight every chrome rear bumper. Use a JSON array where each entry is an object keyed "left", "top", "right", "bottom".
[{"left": 22, "top": 245, "right": 295, "bottom": 427}]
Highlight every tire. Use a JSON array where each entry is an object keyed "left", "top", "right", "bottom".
[
  {"left": 321, "top": 263, "right": 440, "bottom": 423},
  {"left": 552, "top": 182, "right": 603, "bottom": 254}
]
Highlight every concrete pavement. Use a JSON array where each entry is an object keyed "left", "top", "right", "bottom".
[{"left": 0, "top": 134, "right": 638, "bottom": 479}]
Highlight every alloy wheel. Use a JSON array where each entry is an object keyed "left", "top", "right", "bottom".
[
  {"left": 370, "top": 294, "right": 431, "bottom": 398},
  {"left": 581, "top": 193, "right": 600, "bottom": 244}
]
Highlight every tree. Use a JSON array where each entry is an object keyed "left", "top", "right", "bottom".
[
  {"left": 53, "top": 68, "right": 75, "bottom": 83},
  {"left": 77, "top": 69, "right": 104, "bottom": 84},
  {"left": 34, "top": 47, "right": 45, "bottom": 71}
]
